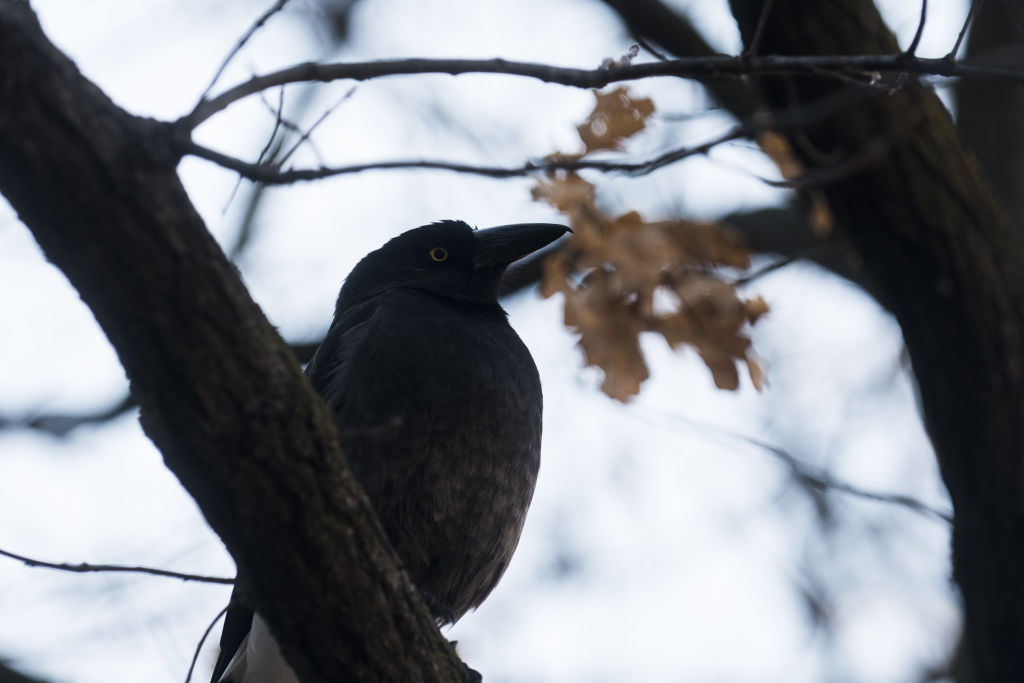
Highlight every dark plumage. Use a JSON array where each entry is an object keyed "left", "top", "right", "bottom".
[{"left": 212, "top": 219, "right": 568, "bottom": 683}]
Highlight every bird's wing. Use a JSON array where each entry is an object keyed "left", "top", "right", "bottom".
[
  {"left": 213, "top": 613, "right": 298, "bottom": 683},
  {"left": 210, "top": 585, "right": 254, "bottom": 682},
  {"left": 304, "top": 296, "right": 379, "bottom": 406}
]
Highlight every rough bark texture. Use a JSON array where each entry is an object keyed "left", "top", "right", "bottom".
[
  {"left": 956, "top": 0, "right": 1024, "bottom": 234},
  {"left": 727, "top": 1, "right": 1024, "bottom": 680},
  {"left": 0, "top": 2, "right": 465, "bottom": 681}
]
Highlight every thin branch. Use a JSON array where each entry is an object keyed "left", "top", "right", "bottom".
[
  {"left": 256, "top": 86, "right": 288, "bottom": 165},
  {"left": 948, "top": 0, "right": 986, "bottom": 59},
  {"left": 277, "top": 86, "right": 357, "bottom": 167},
  {"left": 731, "top": 256, "right": 797, "bottom": 286},
  {"left": 199, "top": 0, "right": 293, "bottom": 101},
  {"left": 0, "top": 547, "right": 234, "bottom": 584},
  {"left": 180, "top": 54, "right": 1024, "bottom": 128},
  {"left": 185, "top": 606, "right": 229, "bottom": 683},
  {"left": 0, "top": 343, "right": 321, "bottom": 436},
  {"left": 744, "top": 0, "right": 775, "bottom": 58},
  {"left": 637, "top": 411, "right": 953, "bottom": 523},
  {"left": 184, "top": 123, "right": 747, "bottom": 184},
  {"left": 0, "top": 393, "right": 135, "bottom": 437},
  {"left": 906, "top": 0, "right": 928, "bottom": 56},
  {"left": 631, "top": 32, "right": 669, "bottom": 62}
]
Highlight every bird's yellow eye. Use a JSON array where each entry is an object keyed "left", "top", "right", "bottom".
[{"left": 429, "top": 247, "right": 448, "bottom": 262}]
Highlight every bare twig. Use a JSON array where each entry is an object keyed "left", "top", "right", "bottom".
[
  {"left": 906, "top": 0, "right": 929, "bottom": 56},
  {"left": 277, "top": 87, "right": 357, "bottom": 168},
  {"left": 948, "top": 0, "right": 986, "bottom": 59},
  {"left": 631, "top": 33, "right": 669, "bottom": 62},
  {"left": 0, "top": 393, "right": 135, "bottom": 437},
  {"left": 200, "top": 0, "right": 293, "bottom": 102},
  {"left": 637, "top": 411, "right": 953, "bottom": 523},
  {"left": 185, "top": 606, "right": 229, "bottom": 683},
  {"left": 180, "top": 54, "right": 1024, "bottom": 129},
  {"left": 745, "top": 0, "right": 775, "bottom": 58},
  {"left": 257, "top": 86, "right": 288, "bottom": 165},
  {"left": 0, "top": 546, "right": 234, "bottom": 584},
  {"left": 0, "top": 341, "right": 324, "bottom": 437},
  {"left": 184, "top": 123, "right": 747, "bottom": 184},
  {"left": 731, "top": 256, "right": 798, "bottom": 286}
]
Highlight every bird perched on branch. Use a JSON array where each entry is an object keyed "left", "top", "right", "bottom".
[{"left": 211, "top": 219, "right": 569, "bottom": 683}]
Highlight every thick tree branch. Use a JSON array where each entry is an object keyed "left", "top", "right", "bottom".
[
  {"left": 728, "top": 0, "right": 1024, "bottom": 679},
  {"left": 0, "top": 2, "right": 465, "bottom": 681}
]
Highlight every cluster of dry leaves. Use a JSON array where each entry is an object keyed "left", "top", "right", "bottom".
[{"left": 533, "top": 87, "right": 768, "bottom": 401}]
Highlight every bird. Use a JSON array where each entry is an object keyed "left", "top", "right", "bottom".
[{"left": 210, "top": 219, "right": 569, "bottom": 683}]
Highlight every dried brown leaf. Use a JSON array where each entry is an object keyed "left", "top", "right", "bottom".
[
  {"left": 808, "top": 191, "right": 834, "bottom": 235},
  {"left": 530, "top": 86, "right": 767, "bottom": 399},
  {"left": 564, "top": 269, "right": 649, "bottom": 402},
  {"left": 745, "top": 296, "right": 770, "bottom": 323},
  {"left": 698, "top": 346, "right": 740, "bottom": 390},
  {"left": 747, "top": 355, "right": 764, "bottom": 390},
  {"left": 576, "top": 87, "right": 655, "bottom": 155},
  {"left": 540, "top": 248, "right": 573, "bottom": 298},
  {"left": 757, "top": 131, "right": 804, "bottom": 179},
  {"left": 531, "top": 172, "right": 596, "bottom": 215}
]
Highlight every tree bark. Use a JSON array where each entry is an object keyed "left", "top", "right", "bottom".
[
  {"left": 956, "top": 0, "right": 1024, "bottom": 234},
  {"left": 727, "top": 1, "right": 1024, "bottom": 680},
  {"left": 0, "top": 2, "right": 465, "bottom": 681}
]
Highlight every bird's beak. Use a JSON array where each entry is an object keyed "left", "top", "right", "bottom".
[{"left": 472, "top": 223, "right": 570, "bottom": 269}]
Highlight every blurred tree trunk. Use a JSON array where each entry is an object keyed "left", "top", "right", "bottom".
[{"left": 726, "top": 0, "right": 1024, "bottom": 680}]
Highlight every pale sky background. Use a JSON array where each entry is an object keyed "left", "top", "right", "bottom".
[{"left": 0, "top": 1, "right": 965, "bottom": 681}]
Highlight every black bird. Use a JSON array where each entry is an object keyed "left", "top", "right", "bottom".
[{"left": 211, "top": 219, "right": 569, "bottom": 683}]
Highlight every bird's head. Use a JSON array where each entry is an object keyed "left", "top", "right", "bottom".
[{"left": 338, "top": 220, "right": 569, "bottom": 306}]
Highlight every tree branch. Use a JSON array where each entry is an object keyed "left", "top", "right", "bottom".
[
  {"left": 182, "top": 54, "right": 1024, "bottom": 128},
  {"left": 183, "top": 124, "right": 749, "bottom": 183},
  {"left": 0, "top": 394, "right": 136, "bottom": 437},
  {"left": 0, "top": 547, "right": 234, "bottom": 584},
  {"left": 199, "top": 0, "right": 293, "bottom": 100},
  {"left": 639, "top": 410, "right": 952, "bottom": 523}
]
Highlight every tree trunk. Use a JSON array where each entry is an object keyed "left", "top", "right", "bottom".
[{"left": 727, "top": 0, "right": 1024, "bottom": 680}]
